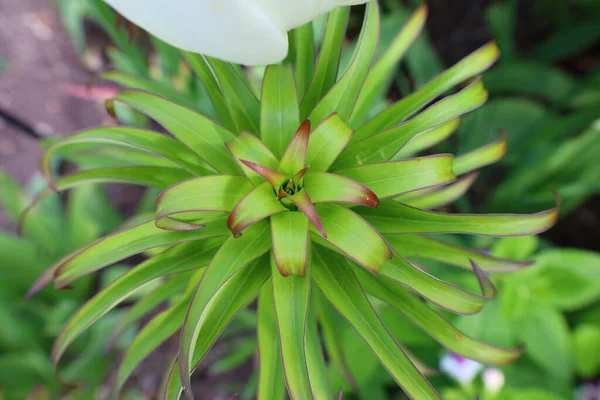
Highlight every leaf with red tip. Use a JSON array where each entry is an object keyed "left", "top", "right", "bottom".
[
  {"left": 228, "top": 183, "right": 287, "bottom": 237},
  {"left": 293, "top": 166, "right": 310, "bottom": 184},
  {"left": 303, "top": 172, "right": 378, "bottom": 208},
  {"left": 156, "top": 176, "right": 252, "bottom": 230},
  {"left": 287, "top": 189, "right": 326, "bottom": 238},
  {"left": 279, "top": 120, "right": 311, "bottom": 175},
  {"left": 334, "top": 155, "right": 456, "bottom": 199},
  {"left": 226, "top": 131, "right": 279, "bottom": 186},
  {"left": 375, "top": 255, "right": 496, "bottom": 315},
  {"left": 354, "top": 264, "right": 523, "bottom": 365},
  {"left": 361, "top": 198, "right": 559, "bottom": 237},
  {"left": 271, "top": 212, "right": 309, "bottom": 277},
  {"left": 239, "top": 160, "right": 287, "bottom": 190},
  {"left": 306, "top": 113, "right": 354, "bottom": 172},
  {"left": 386, "top": 234, "right": 530, "bottom": 272},
  {"left": 312, "top": 203, "right": 392, "bottom": 273}
]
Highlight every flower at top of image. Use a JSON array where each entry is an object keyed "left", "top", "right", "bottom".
[{"left": 104, "top": 0, "right": 371, "bottom": 65}]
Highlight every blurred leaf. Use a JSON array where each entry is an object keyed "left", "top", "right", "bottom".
[
  {"left": 54, "top": 0, "right": 92, "bottom": 53},
  {"left": 491, "top": 236, "right": 539, "bottom": 261},
  {"left": 532, "top": 18, "right": 600, "bottom": 62},
  {"left": 484, "top": 1, "right": 517, "bottom": 61}
]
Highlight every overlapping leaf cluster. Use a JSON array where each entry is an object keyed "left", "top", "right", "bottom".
[{"left": 29, "top": 2, "right": 559, "bottom": 399}]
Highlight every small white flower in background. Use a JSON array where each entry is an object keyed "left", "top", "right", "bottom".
[
  {"left": 482, "top": 368, "right": 505, "bottom": 394},
  {"left": 440, "top": 353, "right": 484, "bottom": 386},
  {"left": 103, "top": 0, "right": 371, "bottom": 66}
]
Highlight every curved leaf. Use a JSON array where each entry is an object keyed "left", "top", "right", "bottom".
[
  {"left": 355, "top": 266, "right": 522, "bottom": 365},
  {"left": 301, "top": 7, "right": 349, "bottom": 118},
  {"left": 31, "top": 218, "right": 229, "bottom": 294},
  {"left": 335, "top": 80, "right": 488, "bottom": 168},
  {"left": 395, "top": 118, "right": 460, "bottom": 159},
  {"left": 356, "top": 42, "right": 499, "bottom": 140},
  {"left": 43, "top": 127, "right": 212, "bottom": 178},
  {"left": 179, "top": 221, "right": 271, "bottom": 397},
  {"left": 228, "top": 183, "right": 288, "bottom": 237},
  {"left": 312, "top": 203, "right": 392, "bottom": 273},
  {"left": 306, "top": 113, "right": 354, "bottom": 172},
  {"left": 305, "top": 308, "right": 332, "bottom": 400},
  {"left": 351, "top": 5, "right": 427, "bottom": 127},
  {"left": 334, "top": 155, "right": 456, "bottom": 199},
  {"left": 312, "top": 247, "right": 441, "bottom": 399},
  {"left": 226, "top": 131, "right": 279, "bottom": 185},
  {"left": 156, "top": 176, "right": 253, "bottom": 229},
  {"left": 310, "top": 1, "right": 380, "bottom": 125},
  {"left": 386, "top": 234, "right": 530, "bottom": 272},
  {"left": 303, "top": 172, "right": 378, "bottom": 208},
  {"left": 271, "top": 254, "right": 312, "bottom": 400},
  {"left": 113, "top": 89, "right": 240, "bottom": 173},
  {"left": 271, "top": 212, "right": 309, "bottom": 277},
  {"left": 399, "top": 171, "right": 478, "bottom": 210},
  {"left": 260, "top": 64, "right": 301, "bottom": 158},
  {"left": 377, "top": 256, "right": 495, "bottom": 315},
  {"left": 52, "top": 239, "right": 223, "bottom": 376},
  {"left": 360, "top": 199, "right": 559, "bottom": 237},
  {"left": 279, "top": 120, "right": 311, "bottom": 176},
  {"left": 453, "top": 134, "right": 507, "bottom": 176}
]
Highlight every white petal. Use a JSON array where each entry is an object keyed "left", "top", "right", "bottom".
[
  {"left": 254, "top": 0, "right": 372, "bottom": 31},
  {"left": 104, "top": 0, "right": 371, "bottom": 66},
  {"left": 104, "top": 0, "right": 288, "bottom": 65}
]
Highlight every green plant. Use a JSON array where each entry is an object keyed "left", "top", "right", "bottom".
[
  {"left": 28, "top": 3, "right": 561, "bottom": 399},
  {"left": 0, "top": 172, "right": 124, "bottom": 399}
]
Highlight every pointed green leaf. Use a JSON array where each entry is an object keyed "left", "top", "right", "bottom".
[
  {"left": 287, "top": 189, "right": 326, "bottom": 238},
  {"left": 356, "top": 42, "right": 499, "bottom": 140},
  {"left": 156, "top": 176, "right": 253, "bottom": 229},
  {"left": 271, "top": 254, "right": 312, "bottom": 400},
  {"left": 312, "top": 247, "right": 441, "bottom": 399},
  {"left": 351, "top": 5, "right": 428, "bottom": 127},
  {"left": 108, "top": 272, "right": 192, "bottom": 349},
  {"left": 305, "top": 113, "right": 354, "bottom": 172},
  {"left": 334, "top": 80, "right": 488, "bottom": 168},
  {"left": 310, "top": 1, "right": 380, "bottom": 125},
  {"left": 179, "top": 221, "right": 271, "bottom": 397},
  {"left": 260, "top": 64, "right": 301, "bottom": 158},
  {"left": 453, "top": 134, "right": 507, "bottom": 176},
  {"left": 395, "top": 118, "right": 460, "bottom": 159},
  {"left": 101, "top": 70, "right": 197, "bottom": 109},
  {"left": 303, "top": 172, "right": 378, "bottom": 208},
  {"left": 182, "top": 52, "right": 236, "bottom": 132},
  {"left": 163, "top": 258, "right": 270, "bottom": 400},
  {"left": 377, "top": 255, "right": 495, "bottom": 315},
  {"left": 305, "top": 307, "right": 332, "bottom": 400},
  {"left": 226, "top": 131, "right": 280, "bottom": 185},
  {"left": 293, "top": 23, "right": 315, "bottom": 97},
  {"left": 354, "top": 265, "right": 522, "bottom": 365},
  {"left": 279, "top": 120, "right": 311, "bottom": 176},
  {"left": 334, "top": 155, "right": 456, "bottom": 199},
  {"left": 399, "top": 171, "right": 478, "bottom": 210},
  {"left": 228, "top": 183, "right": 287, "bottom": 237},
  {"left": 116, "top": 268, "right": 205, "bottom": 394},
  {"left": 312, "top": 203, "right": 392, "bottom": 272},
  {"left": 271, "top": 212, "right": 309, "bottom": 277},
  {"left": 360, "top": 199, "right": 558, "bottom": 237},
  {"left": 52, "top": 239, "right": 222, "bottom": 378},
  {"left": 113, "top": 90, "right": 240, "bottom": 173},
  {"left": 207, "top": 57, "right": 260, "bottom": 134},
  {"left": 301, "top": 7, "right": 349, "bottom": 118},
  {"left": 255, "top": 294, "right": 287, "bottom": 400},
  {"left": 257, "top": 281, "right": 286, "bottom": 400},
  {"left": 43, "top": 127, "right": 213, "bottom": 178},
  {"left": 386, "top": 234, "right": 530, "bottom": 272},
  {"left": 31, "top": 218, "right": 229, "bottom": 294}
]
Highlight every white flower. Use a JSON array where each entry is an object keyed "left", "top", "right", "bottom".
[
  {"left": 482, "top": 368, "right": 505, "bottom": 394},
  {"left": 440, "top": 353, "right": 483, "bottom": 386},
  {"left": 103, "top": 0, "right": 370, "bottom": 66}
]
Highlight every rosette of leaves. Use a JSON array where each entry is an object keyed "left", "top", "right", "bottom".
[{"left": 28, "top": 3, "right": 560, "bottom": 399}]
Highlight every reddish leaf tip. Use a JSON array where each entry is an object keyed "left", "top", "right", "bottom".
[
  {"left": 239, "top": 159, "right": 286, "bottom": 188},
  {"left": 293, "top": 166, "right": 310, "bottom": 183}
]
